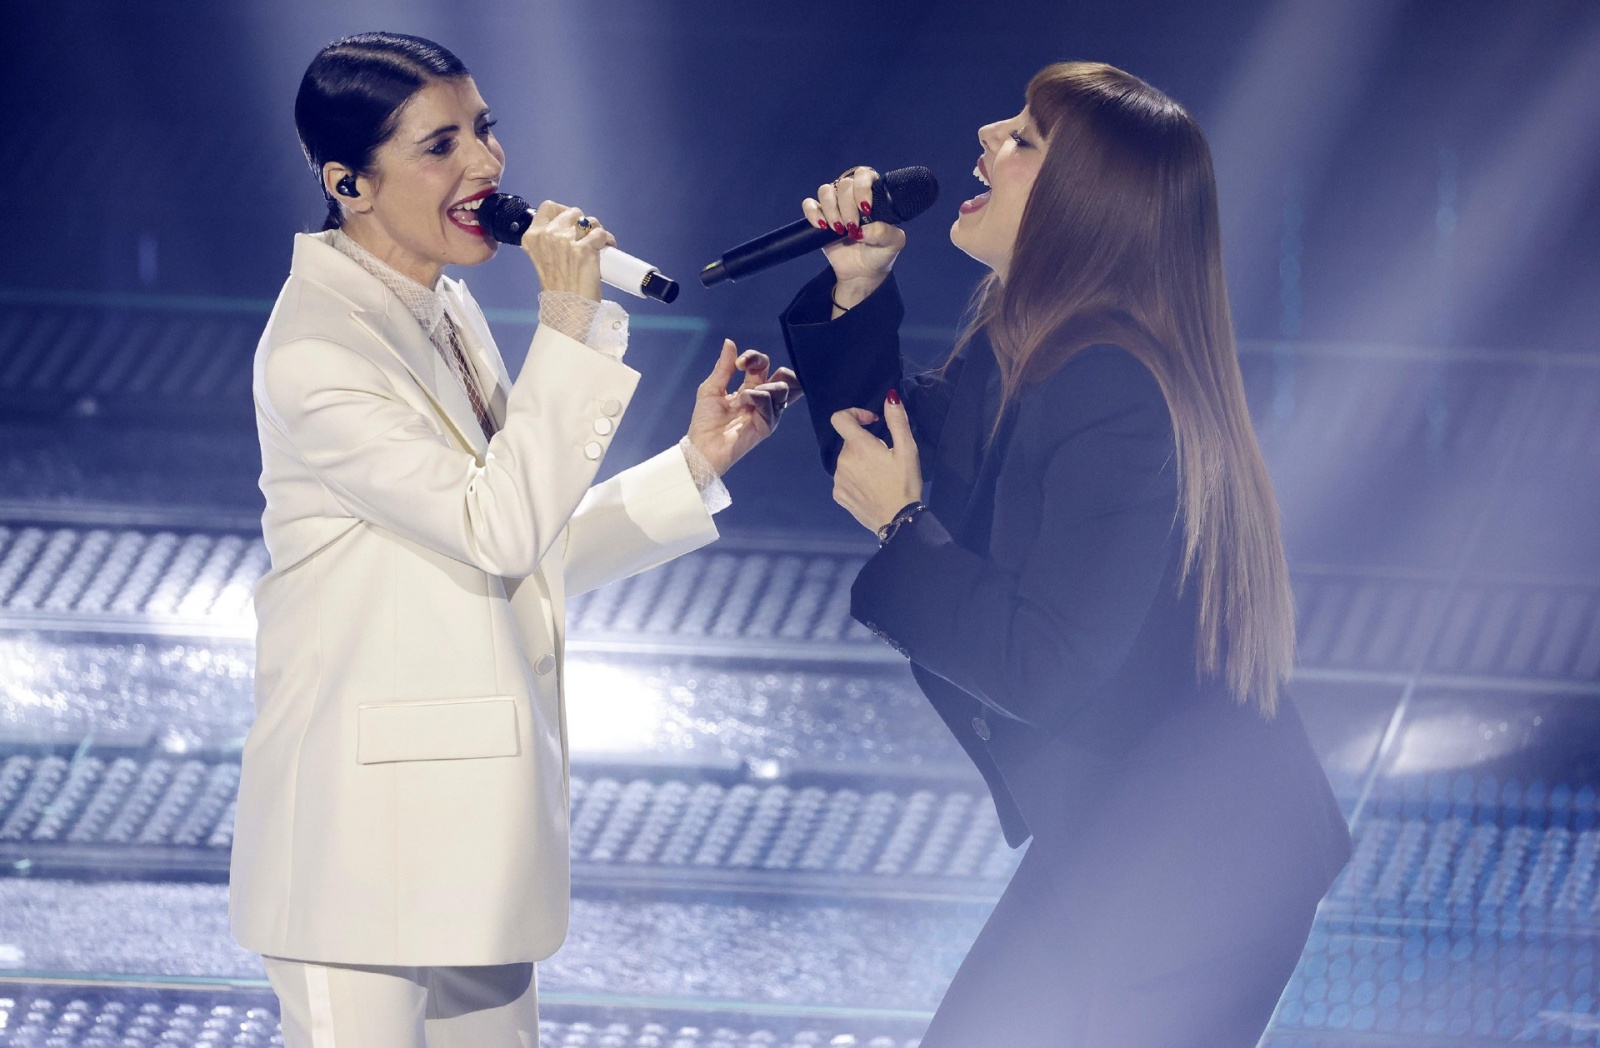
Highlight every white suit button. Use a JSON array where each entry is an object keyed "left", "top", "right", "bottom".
[
  {"left": 972, "top": 716, "right": 991, "bottom": 741},
  {"left": 601, "top": 398, "right": 622, "bottom": 417},
  {"left": 594, "top": 417, "right": 614, "bottom": 436},
  {"left": 584, "top": 441, "right": 603, "bottom": 460},
  {"left": 535, "top": 654, "right": 556, "bottom": 675}
]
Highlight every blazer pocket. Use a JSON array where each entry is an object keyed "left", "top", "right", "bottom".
[{"left": 357, "top": 696, "right": 520, "bottom": 764}]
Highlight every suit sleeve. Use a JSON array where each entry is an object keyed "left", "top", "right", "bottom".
[
  {"left": 850, "top": 346, "right": 1180, "bottom": 733},
  {"left": 258, "top": 323, "right": 639, "bottom": 579},
  {"left": 779, "top": 268, "right": 956, "bottom": 472},
  {"left": 560, "top": 445, "right": 721, "bottom": 598}
]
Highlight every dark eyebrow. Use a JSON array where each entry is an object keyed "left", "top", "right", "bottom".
[
  {"left": 415, "top": 124, "right": 459, "bottom": 145},
  {"left": 414, "top": 110, "right": 491, "bottom": 145}
]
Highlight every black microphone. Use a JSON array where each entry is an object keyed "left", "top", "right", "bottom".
[
  {"left": 700, "top": 166, "right": 940, "bottom": 288},
  {"left": 478, "top": 193, "right": 681, "bottom": 304}
]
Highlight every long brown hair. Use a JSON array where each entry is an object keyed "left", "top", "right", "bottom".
[{"left": 962, "top": 61, "right": 1294, "bottom": 716}]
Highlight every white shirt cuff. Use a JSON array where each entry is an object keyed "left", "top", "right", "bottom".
[{"left": 587, "top": 300, "right": 630, "bottom": 360}]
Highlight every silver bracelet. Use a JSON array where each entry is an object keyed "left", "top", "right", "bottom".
[{"left": 876, "top": 501, "right": 927, "bottom": 547}]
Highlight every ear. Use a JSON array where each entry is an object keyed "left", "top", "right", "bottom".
[{"left": 321, "top": 162, "right": 372, "bottom": 215}]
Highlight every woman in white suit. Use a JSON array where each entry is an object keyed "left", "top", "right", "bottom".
[{"left": 229, "top": 32, "right": 796, "bottom": 1047}]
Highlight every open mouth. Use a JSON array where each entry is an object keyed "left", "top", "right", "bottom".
[
  {"left": 961, "top": 157, "right": 992, "bottom": 214},
  {"left": 447, "top": 187, "right": 496, "bottom": 236}
]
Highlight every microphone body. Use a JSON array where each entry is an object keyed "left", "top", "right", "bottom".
[
  {"left": 478, "top": 194, "right": 680, "bottom": 304},
  {"left": 701, "top": 218, "right": 843, "bottom": 287},
  {"left": 700, "top": 166, "right": 939, "bottom": 288}
]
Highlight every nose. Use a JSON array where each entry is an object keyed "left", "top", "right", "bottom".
[
  {"left": 468, "top": 134, "right": 503, "bottom": 184},
  {"left": 977, "top": 120, "right": 1007, "bottom": 154}
]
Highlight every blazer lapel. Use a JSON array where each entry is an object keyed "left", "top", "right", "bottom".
[
  {"left": 350, "top": 298, "right": 490, "bottom": 459},
  {"left": 927, "top": 332, "right": 997, "bottom": 529},
  {"left": 925, "top": 329, "right": 1020, "bottom": 554},
  {"left": 442, "top": 280, "right": 512, "bottom": 429},
  {"left": 954, "top": 378, "right": 1017, "bottom": 554},
  {"left": 287, "top": 235, "right": 490, "bottom": 459}
]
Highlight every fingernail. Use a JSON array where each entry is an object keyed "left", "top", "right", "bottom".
[
  {"left": 818, "top": 219, "right": 830, "bottom": 229},
  {"left": 859, "top": 201, "right": 872, "bottom": 218},
  {"left": 847, "top": 223, "right": 862, "bottom": 239},
  {"left": 886, "top": 388, "right": 901, "bottom": 406},
  {"left": 832, "top": 222, "right": 847, "bottom": 235}
]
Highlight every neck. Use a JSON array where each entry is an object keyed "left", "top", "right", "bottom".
[{"left": 338, "top": 219, "right": 444, "bottom": 288}]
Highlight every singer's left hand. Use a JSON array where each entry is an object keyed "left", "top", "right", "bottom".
[
  {"left": 830, "top": 391, "right": 922, "bottom": 532},
  {"left": 686, "top": 340, "right": 801, "bottom": 475}
]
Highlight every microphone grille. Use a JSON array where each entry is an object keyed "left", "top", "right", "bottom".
[
  {"left": 875, "top": 166, "right": 941, "bottom": 225},
  {"left": 479, "top": 193, "right": 532, "bottom": 246}
]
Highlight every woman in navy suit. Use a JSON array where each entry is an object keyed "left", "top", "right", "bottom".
[{"left": 780, "top": 62, "right": 1351, "bottom": 1047}]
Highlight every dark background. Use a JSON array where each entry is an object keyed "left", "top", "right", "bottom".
[
  {"left": 5, "top": 0, "right": 1598, "bottom": 544},
  {"left": 3, "top": 0, "right": 1597, "bottom": 349}
]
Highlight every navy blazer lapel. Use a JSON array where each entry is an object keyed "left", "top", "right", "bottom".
[
  {"left": 927, "top": 331, "right": 998, "bottom": 534},
  {"left": 956, "top": 381, "right": 1018, "bottom": 554}
]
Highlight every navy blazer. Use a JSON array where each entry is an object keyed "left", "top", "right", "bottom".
[{"left": 781, "top": 269, "right": 1350, "bottom": 899}]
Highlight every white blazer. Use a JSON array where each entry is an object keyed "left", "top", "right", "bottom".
[{"left": 229, "top": 232, "right": 719, "bottom": 967}]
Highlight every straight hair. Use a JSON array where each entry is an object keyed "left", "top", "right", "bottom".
[{"left": 959, "top": 61, "right": 1295, "bottom": 716}]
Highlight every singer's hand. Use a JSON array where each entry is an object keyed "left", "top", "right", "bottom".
[
  {"left": 520, "top": 200, "right": 617, "bottom": 301},
  {"left": 829, "top": 391, "right": 922, "bottom": 533},
  {"left": 686, "top": 341, "right": 801, "bottom": 476},
  {"left": 803, "top": 166, "right": 907, "bottom": 314}
]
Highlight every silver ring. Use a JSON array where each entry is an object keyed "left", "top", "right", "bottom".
[{"left": 576, "top": 216, "right": 594, "bottom": 231}]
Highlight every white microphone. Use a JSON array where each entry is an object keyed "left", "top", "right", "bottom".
[{"left": 478, "top": 193, "right": 680, "bottom": 304}]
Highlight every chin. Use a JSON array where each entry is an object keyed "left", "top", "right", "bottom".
[
  {"left": 949, "top": 220, "right": 993, "bottom": 269},
  {"left": 949, "top": 215, "right": 972, "bottom": 252},
  {"left": 451, "top": 237, "right": 498, "bottom": 267}
]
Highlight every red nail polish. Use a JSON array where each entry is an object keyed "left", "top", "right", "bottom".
[
  {"left": 832, "top": 222, "right": 847, "bottom": 235},
  {"left": 847, "top": 223, "right": 862, "bottom": 239},
  {"left": 886, "top": 388, "right": 901, "bottom": 406},
  {"left": 818, "top": 219, "right": 830, "bottom": 229},
  {"left": 860, "top": 201, "right": 872, "bottom": 218}
]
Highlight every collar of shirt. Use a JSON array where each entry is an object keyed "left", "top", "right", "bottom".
[{"left": 326, "top": 228, "right": 448, "bottom": 337}]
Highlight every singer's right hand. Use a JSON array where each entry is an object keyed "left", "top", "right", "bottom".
[
  {"left": 803, "top": 166, "right": 906, "bottom": 313},
  {"left": 520, "top": 200, "right": 617, "bottom": 301}
]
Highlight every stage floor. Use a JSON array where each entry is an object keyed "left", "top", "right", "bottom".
[
  {"left": 3, "top": 307, "right": 1600, "bottom": 1046},
  {"left": 2, "top": 568, "right": 1599, "bottom": 1045}
]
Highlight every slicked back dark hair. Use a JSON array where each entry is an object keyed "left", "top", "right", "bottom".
[{"left": 294, "top": 32, "right": 470, "bottom": 230}]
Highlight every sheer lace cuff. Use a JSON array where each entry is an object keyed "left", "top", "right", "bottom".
[
  {"left": 538, "top": 292, "right": 629, "bottom": 360},
  {"left": 537, "top": 291, "right": 597, "bottom": 343},
  {"left": 587, "top": 300, "right": 630, "bottom": 360},
  {"left": 679, "top": 436, "right": 733, "bottom": 515}
]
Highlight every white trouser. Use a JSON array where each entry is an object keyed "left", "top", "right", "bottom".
[{"left": 262, "top": 956, "right": 538, "bottom": 1048}]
